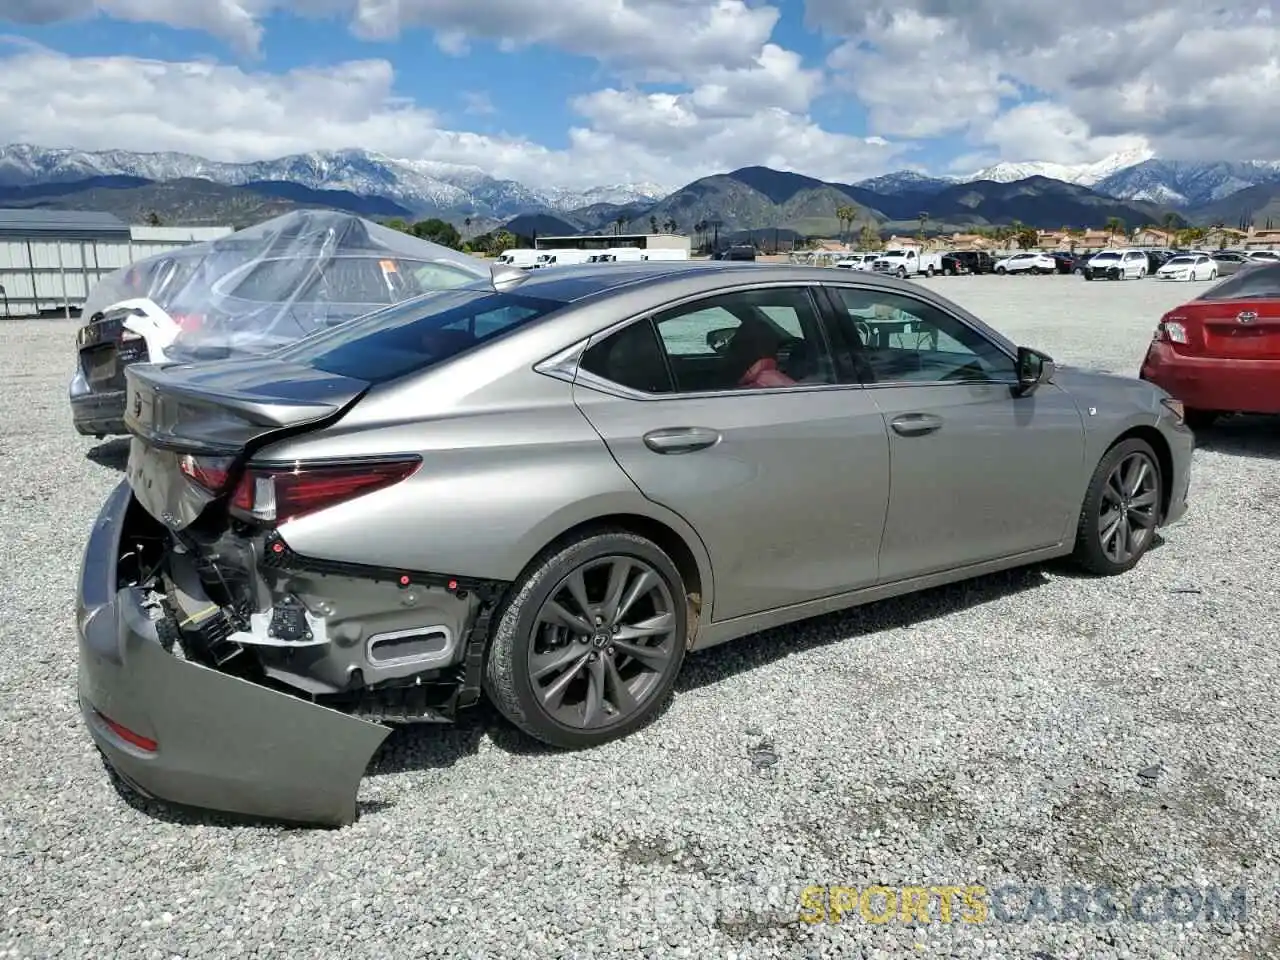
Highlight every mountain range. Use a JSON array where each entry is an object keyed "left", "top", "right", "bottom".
[{"left": 3, "top": 144, "right": 1280, "bottom": 239}]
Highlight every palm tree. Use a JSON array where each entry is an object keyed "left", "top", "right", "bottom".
[
  {"left": 649, "top": 215, "right": 659, "bottom": 234},
  {"left": 1104, "top": 217, "right": 1125, "bottom": 246},
  {"left": 859, "top": 222, "right": 881, "bottom": 251},
  {"left": 614, "top": 215, "right": 627, "bottom": 236},
  {"left": 917, "top": 211, "right": 930, "bottom": 243},
  {"left": 835, "top": 204, "right": 857, "bottom": 244}
]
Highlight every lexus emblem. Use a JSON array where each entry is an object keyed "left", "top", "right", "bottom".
[{"left": 1237, "top": 311, "right": 1257, "bottom": 324}]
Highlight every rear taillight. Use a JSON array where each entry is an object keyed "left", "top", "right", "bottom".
[
  {"left": 230, "top": 457, "right": 421, "bottom": 524},
  {"left": 1155, "top": 316, "right": 1188, "bottom": 344},
  {"left": 179, "top": 453, "right": 236, "bottom": 493},
  {"left": 172, "top": 314, "right": 204, "bottom": 332}
]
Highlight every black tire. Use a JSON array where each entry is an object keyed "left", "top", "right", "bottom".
[
  {"left": 925, "top": 266, "right": 935, "bottom": 277},
  {"left": 996, "top": 266, "right": 1006, "bottom": 275},
  {"left": 1184, "top": 409, "right": 1219, "bottom": 431},
  {"left": 484, "top": 529, "right": 689, "bottom": 749},
  {"left": 896, "top": 267, "right": 907, "bottom": 279},
  {"left": 944, "top": 267, "right": 955, "bottom": 276},
  {"left": 1070, "top": 438, "right": 1163, "bottom": 576}
]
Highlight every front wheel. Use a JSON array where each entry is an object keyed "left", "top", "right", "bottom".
[
  {"left": 484, "top": 530, "right": 689, "bottom": 748},
  {"left": 1071, "top": 438, "right": 1163, "bottom": 576},
  {"left": 996, "top": 266, "right": 1006, "bottom": 275},
  {"left": 896, "top": 267, "right": 907, "bottom": 279}
]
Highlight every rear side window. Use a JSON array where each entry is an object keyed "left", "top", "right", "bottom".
[
  {"left": 1197, "top": 263, "right": 1280, "bottom": 300},
  {"left": 273, "top": 288, "right": 566, "bottom": 383}
]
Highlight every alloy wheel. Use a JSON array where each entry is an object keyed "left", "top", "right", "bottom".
[
  {"left": 1098, "top": 451, "right": 1159, "bottom": 565},
  {"left": 527, "top": 555, "right": 678, "bottom": 730}
]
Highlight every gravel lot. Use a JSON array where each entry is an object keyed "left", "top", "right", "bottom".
[{"left": 2, "top": 274, "right": 1278, "bottom": 959}]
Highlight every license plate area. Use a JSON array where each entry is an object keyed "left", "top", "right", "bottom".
[{"left": 85, "top": 347, "right": 118, "bottom": 383}]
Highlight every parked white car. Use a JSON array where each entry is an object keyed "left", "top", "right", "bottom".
[
  {"left": 834, "top": 253, "right": 879, "bottom": 271},
  {"left": 494, "top": 248, "right": 539, "bottom": 269},
  {"left": 533, "top": 249, "right": 594, "bottom": 268},
  {"left": 1154, "top": 254, "right": 1219, "bottom": 282},
  {"left": 870, "top": 248, "right": 944, "bottom": 278},
  {"left": 1084, "top": 249, "right": 1149, "bottom": 280},
  {"left": 993, "top": 252, "right": 1056, "bottom": 275},
  {"left": 1246, "top": 250, "right": 1280, "bottom": 262}
]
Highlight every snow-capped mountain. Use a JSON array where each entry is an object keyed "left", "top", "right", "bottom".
[
  {"left": 967, "top": 148, "right": 1156, "bottom": 187},
  {"left": 1092, "top": 159, "right": 1280, "bottom": 209},
  {"left": 0, "top": 144, "right": 667, "bottom": 217},
  {"left": 853, "top": 170, "right": 956, "bottom": 195}
]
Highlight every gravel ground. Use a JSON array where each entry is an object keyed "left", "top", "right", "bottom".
[{"left": 2, "top": 274, "right": 1278, "bottom": 959}]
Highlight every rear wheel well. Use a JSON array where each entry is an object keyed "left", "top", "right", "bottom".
[
  {"left": 1108, "top": 425, "right": 1175, "bottom": 521},
  {"left": 521, "top": 514, "right": 706, "bottom": 640}
]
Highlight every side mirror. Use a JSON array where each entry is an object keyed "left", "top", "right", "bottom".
[
  {"left": 706, "top": 327, "right": 736, "bottom": 353},
  {"left": 1013, "top": 346, "right": 1055, "bottom": 397}
]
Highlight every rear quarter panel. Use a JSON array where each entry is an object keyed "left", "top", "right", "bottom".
[{"left": 253, "top": 352, "right": 714, "bottom": 595}]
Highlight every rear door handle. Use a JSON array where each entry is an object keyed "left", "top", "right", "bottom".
[
  {"left": 642, "top": 427, "right": 721, "bottom": 454},
  {"left": 889, "top": 413, "right": 943, "bottom": 437}
]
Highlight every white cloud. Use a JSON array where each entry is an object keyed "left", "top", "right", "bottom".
[
  {"left": 806, "top": 0, "right": 1280, "bottom": 163},
  {"left": 0, "top": 0, "right": 281, "bottom": 54},
  {"left": 0, "top": 44, "right": 903, "bottom": 189},
  {"left": 0, "top": 0, "right": 782, "bottom": 78}
]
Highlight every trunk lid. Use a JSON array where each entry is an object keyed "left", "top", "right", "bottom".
[
  {"left": 1174, "top": 299, "right": 1280, "bottom": 360},
  {"left": 123, "top": 358, "right": 369, "bottom": 531}
]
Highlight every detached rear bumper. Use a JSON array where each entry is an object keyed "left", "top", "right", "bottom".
[
  {"left": 76, "top": 482, "right": 392, "bottom": 826},
  {"left": 69, "top": 371, "right": 127, "bottom": 437},
  {"left": 1141, "top": 343, "right": 1280, "bottom": 415}
]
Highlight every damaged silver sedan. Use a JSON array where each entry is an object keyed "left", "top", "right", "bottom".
[{"left": 77, "top": 261, "right": 1193, "bottom": 825}]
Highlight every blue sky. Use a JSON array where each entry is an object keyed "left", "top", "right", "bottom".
[{"left": 0, "top": 2, "right": 1272, "bottom": 190}]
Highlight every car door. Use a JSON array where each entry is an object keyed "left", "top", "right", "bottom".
[
  {"left": 822, "top": 283, "right": 1087, "bottom": 583},
  {"left": 571, "top": 283, "right": 891, "bottom": 621}
]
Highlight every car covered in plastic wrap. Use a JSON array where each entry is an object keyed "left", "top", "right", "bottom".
[{"left": 69, "top": 210, "right": 487, "bottom": 437}]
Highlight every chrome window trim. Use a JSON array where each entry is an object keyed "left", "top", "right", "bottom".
[
  {"left": 535, "top": 278, "right": 1025, "bottom": 399},
  {"left": 551, "top": 280, "right": 860, "bottom": 401}
]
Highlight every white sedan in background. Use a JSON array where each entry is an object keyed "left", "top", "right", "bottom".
[
  {"left": 1154, "top": 254, "right": 1218, "bottom": 281},
  {"left": 994, "top": 252, "right": 1057, "bottom": 274}
]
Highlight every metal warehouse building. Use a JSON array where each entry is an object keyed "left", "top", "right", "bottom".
[{"left": 0, "top": 210, "right": 233, "bottom": 318}]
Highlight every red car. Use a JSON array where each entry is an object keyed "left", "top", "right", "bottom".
[{"left": 1140, "top": 263, "right": 1280, "bottom": 428}]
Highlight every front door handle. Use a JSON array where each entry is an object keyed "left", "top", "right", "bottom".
[
  {"left": 642, "top": 427, "right": 721, "bottom": 454},
  {"left": 889, "top": 413, "right": 943, "bottom": 437}
]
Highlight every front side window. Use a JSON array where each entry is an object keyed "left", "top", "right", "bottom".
[
  {"left": 827, "top": 287, "right": 1017, "bottom": 385},
  {"left": 579, "top": 287, "right": 838, "bottom": 394}
]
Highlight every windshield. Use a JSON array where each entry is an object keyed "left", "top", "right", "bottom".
[
  {"left": 1092, "top": 252, "right": 1120, "bottom": 261},
  {"left": 883, "top": 250, "right": 905, "bottom": 257},
  {"left": 273, "top": 288, "right": 568, "bottom": 383},
  {"left": 1194, "top": 262, "right": 1280, "bottom": 301}
]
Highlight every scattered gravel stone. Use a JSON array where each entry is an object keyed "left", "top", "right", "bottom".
[{"left": 2, "top": 276, "right": 1278, "bottom": 959}]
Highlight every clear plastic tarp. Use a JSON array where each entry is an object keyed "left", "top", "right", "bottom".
[{"left": 82, "top": 210, "right": 489, "bottom": 360}]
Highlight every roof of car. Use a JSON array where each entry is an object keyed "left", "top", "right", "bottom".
[{"left": 491, "top": 259, "right": 928, "bottom": 303}]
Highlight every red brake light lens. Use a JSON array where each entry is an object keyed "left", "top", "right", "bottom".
[
  {"left": 179, "top": 454, "right": 236, "bottom": 493},
  {"left": 230, "top": 458, "right": 421, "bottom": 524}
]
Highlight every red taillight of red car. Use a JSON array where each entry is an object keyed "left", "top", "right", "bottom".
[
  {"left": 230, "top": 457, "right": 422, "bottom": 525},
  {"left": 179, "top": 453, "right": 237, "bottom": 493}
]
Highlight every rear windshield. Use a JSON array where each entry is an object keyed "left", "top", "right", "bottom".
[
  {"left": 1195, "top": 262, "right": 1280, "bottom": 301},
  {"left": 1166, "top": 256, "right": 1195, "bottom": 265},
  {"left": 273, "top": 288, "right": 567, "bottom": 383}
]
